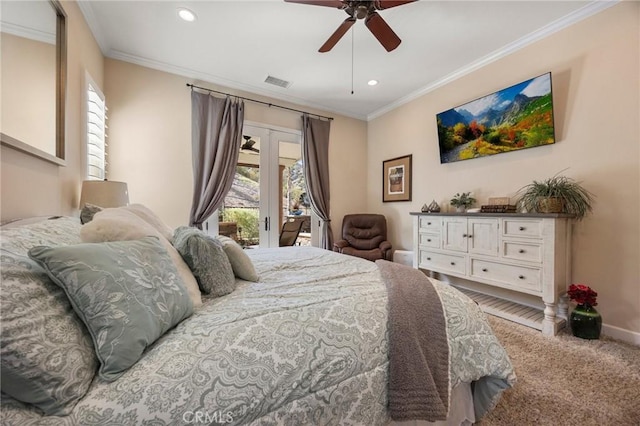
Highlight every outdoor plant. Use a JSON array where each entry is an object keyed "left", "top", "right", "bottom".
[
  {"left": 515, "top": 172, "right": 594, "bottom": 220},
  {"left": 567, "top": 284, "right": 598, "bottom": 307},
  {"left": 450, "top": 192, "right": 476, "bottom": 208}
]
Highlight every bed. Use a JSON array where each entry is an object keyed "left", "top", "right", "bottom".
[{"left": 0, "top": 211, "right": 515, "bottom": 425}]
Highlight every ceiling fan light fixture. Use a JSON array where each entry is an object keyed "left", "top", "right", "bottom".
[
  {"left": 354, "top": 5, "right": 368, "bottom": 19},
  {"left": 177, "top": 8, "right": 196, "bottom": 22},
  {"left": 368, "top": 79, "right": 379, "bottom": 86}
]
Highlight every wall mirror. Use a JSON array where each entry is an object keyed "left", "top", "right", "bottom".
[{"left": 1, "top": 0, "right": 67, "bottom": 166}]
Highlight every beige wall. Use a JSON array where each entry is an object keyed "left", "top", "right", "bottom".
[
  {"left": 104, "top": 59, "right": 368, "bottom": 242},
  {"left": 1, "top": 0, "right": 104, "bottom": 220},
  {"left": 368, "top": 2, "right": 640, "bottom": 334}
]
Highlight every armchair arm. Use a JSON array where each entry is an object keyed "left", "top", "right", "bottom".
[
  {"left": 379, "top": 241, "right": 392, "bottom": 261},
  {"left": 379, "top": 241, "right": 392, "bottom": 251},
  {"left": 333, "top": 239, "right": 349, "bottom": 252}
]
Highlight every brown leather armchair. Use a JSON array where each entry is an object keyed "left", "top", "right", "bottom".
[{"left": 333, "top": 214, "right": 392, "bottom": 261}]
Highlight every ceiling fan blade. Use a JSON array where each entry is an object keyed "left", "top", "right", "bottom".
[
  {"left": 319, "top": 17, "right": 356, "bottom": 53},
  {"left": 365, "top": 12, "right": 401, "bottom": 52},
  {"left": 284, "top": 0, "right": 344, "bottom": 8},
  {"left": 374, "top": 0, "right": 417, "bottom": 10}
]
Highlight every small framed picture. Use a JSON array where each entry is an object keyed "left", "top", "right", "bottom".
[{"left": 383, "top": 154, "right": 412, "bottom": 202}]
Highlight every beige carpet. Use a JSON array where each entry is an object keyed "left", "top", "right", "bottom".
[{"left": 480, "top": 315, "right": 640, "bottom": 426}]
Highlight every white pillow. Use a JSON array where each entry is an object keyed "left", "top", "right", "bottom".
[
  {"left": 215, "top": 235, "right": 259, "bottom": 282},
  {"left": 80, "top": 208, "right": 202, "bottom": 308},
  {"left": 122, "top": 204, "right": 174, "bottom": 241}
]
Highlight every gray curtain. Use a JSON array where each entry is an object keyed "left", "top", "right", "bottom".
[
  {"left": 301, "top": 114, "right": 333, "bottom": 249},
  {"left": 189, "top": 91, "right": 244, "bottom": 229}
]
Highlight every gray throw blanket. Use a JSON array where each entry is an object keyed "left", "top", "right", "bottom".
[{"left": 376, "top": 260, "right": 450, "bottom": 422}]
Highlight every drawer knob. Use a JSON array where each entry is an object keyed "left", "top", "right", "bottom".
[
  {"left": 462, "top": 234, "right": 467, "bottom": 238},
  {"left": 519, "top": 275, "right": 525, "bottom": 279},
  {"left": 427, "top": 239, "right": 431, "bottom": 242},
  {"left": 482, "top": 268, "right": 488, "bottom": 272},
  {"left": 519, "top": 249, "right": 525, "bottom": 254},
  {"left": 427, "top": 222, "right": 431, "bottom": 225},
  {"left": 519, "top": 226, "right": 526, "bottom": 231},
  {"left": 467, "top": 235, "right": 473, "bottom": 239},
  {"left": 450, "top": 262, "right": 456, "bottom": 266},
  {"left": 426, "top": 257, "right": 431, "bottom": 261}
]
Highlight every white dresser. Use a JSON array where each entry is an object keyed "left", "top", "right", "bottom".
[{"left": 411, "top": 212, "right": 573, "bottom": 336}]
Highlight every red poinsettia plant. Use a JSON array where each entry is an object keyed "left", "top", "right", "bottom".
[{"left": 567, "top": 284, "right": 598, "bottom": 307}]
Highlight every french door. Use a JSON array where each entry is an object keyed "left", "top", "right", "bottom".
[{"left": 206, "top": 123, "right": 315, "bottom": 248}]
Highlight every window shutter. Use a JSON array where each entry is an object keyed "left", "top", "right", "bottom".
[{"left": 86, "top": 83, "right": 107, "bottom": 180}]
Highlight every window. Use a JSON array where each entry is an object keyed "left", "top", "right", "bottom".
[{"left": 85, "top": 74, "right": 107, "bottom": 180}]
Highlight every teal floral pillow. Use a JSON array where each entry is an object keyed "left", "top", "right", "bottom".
[
  {"left": 28, "top": 236, "right": 194, "bottom": 382},
  {"left": 173, "top": 227, "right": 236, "bottom": 297}
]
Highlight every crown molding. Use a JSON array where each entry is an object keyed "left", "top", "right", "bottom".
[{"left": 366, "top": 0, "right": 620, "bottom": 121}]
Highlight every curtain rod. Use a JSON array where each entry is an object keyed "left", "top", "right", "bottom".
[{"left": 186, "top": 83, "right": 333, "bottom": 121}]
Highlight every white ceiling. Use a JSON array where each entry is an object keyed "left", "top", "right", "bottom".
[{"left": 78, "top": 0, "right": 615, "bottom": 121}]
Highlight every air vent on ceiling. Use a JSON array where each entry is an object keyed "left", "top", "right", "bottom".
[{"left": 264, "top": 75, "right": 292, "bottom": 89}]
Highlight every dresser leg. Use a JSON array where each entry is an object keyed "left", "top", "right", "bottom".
[{"left": 542, "top": 302, "right": 558, "bottom": 336}]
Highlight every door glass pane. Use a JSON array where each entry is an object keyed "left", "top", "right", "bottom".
[
  {"left": 220, "top": 135, "right": 261, "bottom": 248},
  {"left": 280, "top": 139, "right": 310, "bottom": 246}
]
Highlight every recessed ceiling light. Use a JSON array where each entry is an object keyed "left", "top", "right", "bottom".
[
  {"left": 368, "top": 80, "right": 379, "bottom": 86},
  {"left": 177, "top": 8, "right": 196, "bottom": 22}
]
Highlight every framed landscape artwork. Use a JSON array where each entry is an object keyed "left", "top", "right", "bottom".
[
  {"left": 436, "top": 72, "right": 555, "bottom": 163},
  {"left": 383, "top": 154, "right": 412, "bottom": 202}
]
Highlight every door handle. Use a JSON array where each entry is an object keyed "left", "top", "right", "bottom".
[{"left": 264, "top": 216, "right": 270, "bottom": 231}]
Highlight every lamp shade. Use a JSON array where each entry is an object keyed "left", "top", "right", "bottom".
[{"left": 79, "top": 180, "right": 129, "bottom": 208}]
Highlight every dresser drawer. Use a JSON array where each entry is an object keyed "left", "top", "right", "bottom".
[
  {"left": 419, "top": 217, "right": 441, "bottom": 232},
  {"left": 419, "top": 232, "right": 441, "bottom": 248},
  {"left": 470, "top": 259, "right": 541, "bottom": 293},
  {"left": 419, "top": 250, "right": 465, "bottom": 275},
  {"left": 502, "top": 240, "right": 543, "bottom": 263},
  {"left": 502, "top": 219, "right": 542, "bottom": 239}
]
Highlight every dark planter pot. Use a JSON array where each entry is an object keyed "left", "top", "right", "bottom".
[{"left": 570, "top": 304, "right": 602, "bottom": 339}]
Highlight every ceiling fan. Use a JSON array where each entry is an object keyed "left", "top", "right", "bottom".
[
  {"left": 284, "top": 0, "right": 416, "bottom": 52},
  {"left": 241, "top": 135, "right": 259, "bottom": 153}
]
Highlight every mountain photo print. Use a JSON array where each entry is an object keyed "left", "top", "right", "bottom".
[{"left": 437, "top": 73, "right": 555, "bottom": 163}]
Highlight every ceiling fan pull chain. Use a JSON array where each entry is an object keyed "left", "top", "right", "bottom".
[{"left": 351, "top": 27, "right": 354, "bottom": 95}]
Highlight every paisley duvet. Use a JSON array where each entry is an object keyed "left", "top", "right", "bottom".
[{"left": 1, "top": 218, "right": 515, "bottom": 425}]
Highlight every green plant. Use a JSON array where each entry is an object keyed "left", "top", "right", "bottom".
[
  {"left": 515, "top": 173, "right": 594, "bottom": 220},
  {"left": 450, "top": 192, "right": 476, "bottom": 208},
  {"left": 222, "top": 208, "right": 259, "bottom": 239}
]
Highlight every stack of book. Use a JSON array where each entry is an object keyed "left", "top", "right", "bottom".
[{"left": 480, "top": 204, "right": 517, "bottom": 213}]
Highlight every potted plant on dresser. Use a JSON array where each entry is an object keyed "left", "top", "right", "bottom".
[
  {"left": 450, "top": 192, "right": 476, "bottom": 213},
  {"left": 515, "top": 173, "right": 594, "bottom": 219}
]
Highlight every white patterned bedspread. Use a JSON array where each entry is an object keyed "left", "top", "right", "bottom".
[{"left": 1, "top": 245, "right": 514, "bottom": 425}]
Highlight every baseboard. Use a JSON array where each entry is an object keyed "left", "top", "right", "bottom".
[
  {"left": 602, "top": 323, "right": 640, "bottom": 346},
  {"left": 393, "top": 250, "right": 413, "bottom": 266}
]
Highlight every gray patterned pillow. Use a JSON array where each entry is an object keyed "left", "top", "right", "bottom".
[
  {"left": 0, "top": 217, "right": 98, "bottom": 416},
  {"left": 28, "top": 236, "right": 194, "bottom": 382},
  {"left": 173, "top": 226, "right": 236, "bottom": 297},
  {"left": 216, "top": 235, "right": 259, "bottom": 282}
]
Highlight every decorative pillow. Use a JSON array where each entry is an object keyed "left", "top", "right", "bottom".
[
  {"left": 122, "top": 203, "right": 174, "bottom": 241},
  {"left": 216, "top": 235, "right": 259, "bottom": 282},
  {"left": 80, "top": 203, "right": 102, "bottom": 224},
  {"left": 80, "top": 208, "right": 202, "bottom": 307},
  {"left": 28, "top": 236, "right": 194, "bottom": 382},
  {"left": 173, "top": 226, "right": 236, "bottom": 296},
  {"left": 0, "top": 217, "right": 98, "bottom": 416}
]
